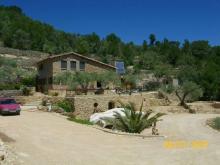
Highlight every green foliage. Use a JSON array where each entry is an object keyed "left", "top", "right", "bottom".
[
  {"left": 149, "top": 34, "right": 156, "bottom": 46},
  {"left": 103, "top": 101, "right": 165, "bottom": 133},
  {"left": 21, "top": 85, "right": 31, "bottom": 96},
  {"left": 64, "top": 72, "right": 97, "bottom": 93},
  {"left": 144, "top": 81, "right": 160, "bottom": 91},
  {"left": 54, "top": 71, "right": 120, "bottom": 92},
  {"left": 0, "top": 57, "right": 17, "bottom": 67},
  {"left": 175, "top": 81, "right": 203, "bottom": 107},
  {"left": 160, "top": 84, "right": 175, "bottom": 94},
  {"left": 191, "top": 40, "right": 210, "bottom": 58},
  {"left": 142, "top": 40, "right": 148, "bottom": 51},
  {"left": 68, "top": 117, "right": 93, "bottom": 125},
  {"left": 210, "top": 117, "right": 220, "bottom": 131},
  {"left": 97, "top": 71, "right": 121, "bottom": 88},
  {"left": 122, "top": 74, "right": 139, "bottom": 89},
  {"left": 0, "top": 83, "right": 20, "bottom": 90},
  {"left": 57, "top": 100, "right": 74, "bottom": 112},
  {"left": 135, "top": 51, "right": 160, "bottom": 70},
  {"left": 0, "top": 58, "right": 36, "bottom": 90},
  {"left": 153, "top": 64, "right": 172, "bottom": 80}
]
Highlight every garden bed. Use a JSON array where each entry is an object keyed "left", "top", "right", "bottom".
[{"left": 92, "top": 125, "right": 165, "bottom": 138}]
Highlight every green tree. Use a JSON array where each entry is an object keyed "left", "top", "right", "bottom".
[
  {"left": 175, "top": 81, "right": 203, "bottom": 108},
  {"left": 54, "top": 72, "right": 97, "bottom": 94},
  {"left": 85, "top": 32, "right": 101, "bottom": 53},
  {"left": 149, "top": 34, "right": 156, "bottom": 46},
  {"left": 182, "top": 39, "right": 191, "bottom": 54},
  {"left": 12, "top": 29, "right": 31, "bottom": 50},
  {"left": 105, "top": 33, "right": 121, "bottom": 57},
  {"left": 75, "top": 37, "right": 90, "bottom": 55},
  {"left": 97, "top": 71, "right": 121, "bottom": 88},
  {"left": 142, "top": 40, "right": 148, "bottom": 51},
  {"left": 135, "top": 51, "right": 160, "bottom": 70},
  {"left": 191, "top": 40, "right": 210, "bottom": 58},
  {"left": 153, "top": 64, "right": 172, "bottom": 82}
]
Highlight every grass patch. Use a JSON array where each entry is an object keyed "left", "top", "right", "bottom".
[
  {"left": 208, "top": 117, "right": 220, "bottom": 131},
  {"left": 68, "top": 117, "right": 93, "bottom": 125}
]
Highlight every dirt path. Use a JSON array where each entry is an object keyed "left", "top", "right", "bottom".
[{"left": 0, "top": 110, "right": 220, "bottom": 165}]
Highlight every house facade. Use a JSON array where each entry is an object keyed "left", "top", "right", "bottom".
[{"left": 36, "top": 52, "right": 116, "bottom": 93}]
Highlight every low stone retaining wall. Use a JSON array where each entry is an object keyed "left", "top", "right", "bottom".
[
  {"left": 73, "top": 92, "right": 170, "bottom": 119},
  {"left": 0, "top": 90, "right": 22, "bottom": 97},
  {"left": 0, "top": 47, "right": 48, "bottom": 58}
]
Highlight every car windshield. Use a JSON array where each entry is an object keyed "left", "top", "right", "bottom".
[{"left": 0, "top": 99, "right": 16, "bottom": 104}]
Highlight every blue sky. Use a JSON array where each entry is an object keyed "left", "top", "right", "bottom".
[{"left": 1, "top": 0, "right": 220, "bottom": 45}]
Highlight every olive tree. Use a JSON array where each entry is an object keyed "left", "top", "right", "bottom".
[
  {"left": 175, "top": 81, "right": 203, "bottom": 109},
  {"left": 97, "top": 71, "right": 121, "bottom": 88}
]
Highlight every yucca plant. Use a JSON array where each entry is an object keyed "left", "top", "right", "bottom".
[{"left": 104, "top": 101, "right": 165, "bottom": 133}]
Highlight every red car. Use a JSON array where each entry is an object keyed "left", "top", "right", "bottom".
[{"left": 0, "top": 98, "right": 21, "bottom": 115}]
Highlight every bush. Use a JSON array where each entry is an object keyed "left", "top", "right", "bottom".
[
  {"left": 144, "top": 81, "right": 160, "bottom": 91},
  {"left": 57, "top": 100, "right": 73, "bottom": 112},
  {"left": 21, "top": 86, "right": 31, "bottom": 96},
  {"left": 21, "top": 76, "right": 36, "bottom": 86},
  {"left": 210, "top": 117, "right": 220, "bottom": 131}
]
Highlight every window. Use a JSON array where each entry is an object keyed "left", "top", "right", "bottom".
[
  {"left": 80, "top": 61, "right": 85, "bottom": 71},
  {"left": 70, "top": 61, "right": 76, "bottom": 70},
  {"left": 61, "top": 60, "right": 67, "bottom": 70}
]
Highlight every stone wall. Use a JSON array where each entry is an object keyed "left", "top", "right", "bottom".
[
  {"left": 0, "top": 90, "right": 22, "bottom": 97},
  {"left": 0, "top": 47, "right": 48, "bottom": 58},
  {"left": 73, "top": 92, "right": 170, "bottom": 119}
]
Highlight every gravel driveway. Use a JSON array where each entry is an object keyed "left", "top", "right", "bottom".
[{"left": 0, "top": 110, "right": 220, "bottom": 165}]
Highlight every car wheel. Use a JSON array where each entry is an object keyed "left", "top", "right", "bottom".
[{"left": 16, "top": 111, "right": 20, "bottom": 115}]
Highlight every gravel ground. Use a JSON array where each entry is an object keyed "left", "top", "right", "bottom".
[
  {"left": 0, "top": 110, "right": 220, "bottom": 165},
  {"left": 0, "top": 138, "right": 20, "bottom": 165}
]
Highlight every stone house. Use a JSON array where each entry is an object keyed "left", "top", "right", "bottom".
[{"left": 36, "top": 52, "right": 116, "bottom": 93}]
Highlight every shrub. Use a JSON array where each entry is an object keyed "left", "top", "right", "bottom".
[
  {"left": 210, "top": 117, "right": 220, "bottom": 131},
  {"left": 21, "top": 76, "right": 36, "bottom": 86},
  {"left": 21, "top": 85, "right": 31, "bottom": 96},
  {"left": 57, "top": 100, "right": 73, "bottom": 112},
  {"left": 144, "top": 81, "right": 160, "bottom": 91}
]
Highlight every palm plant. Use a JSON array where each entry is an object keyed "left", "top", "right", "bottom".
[{"left": 104, "top": 101, "right": 165, "bottom": 133}]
